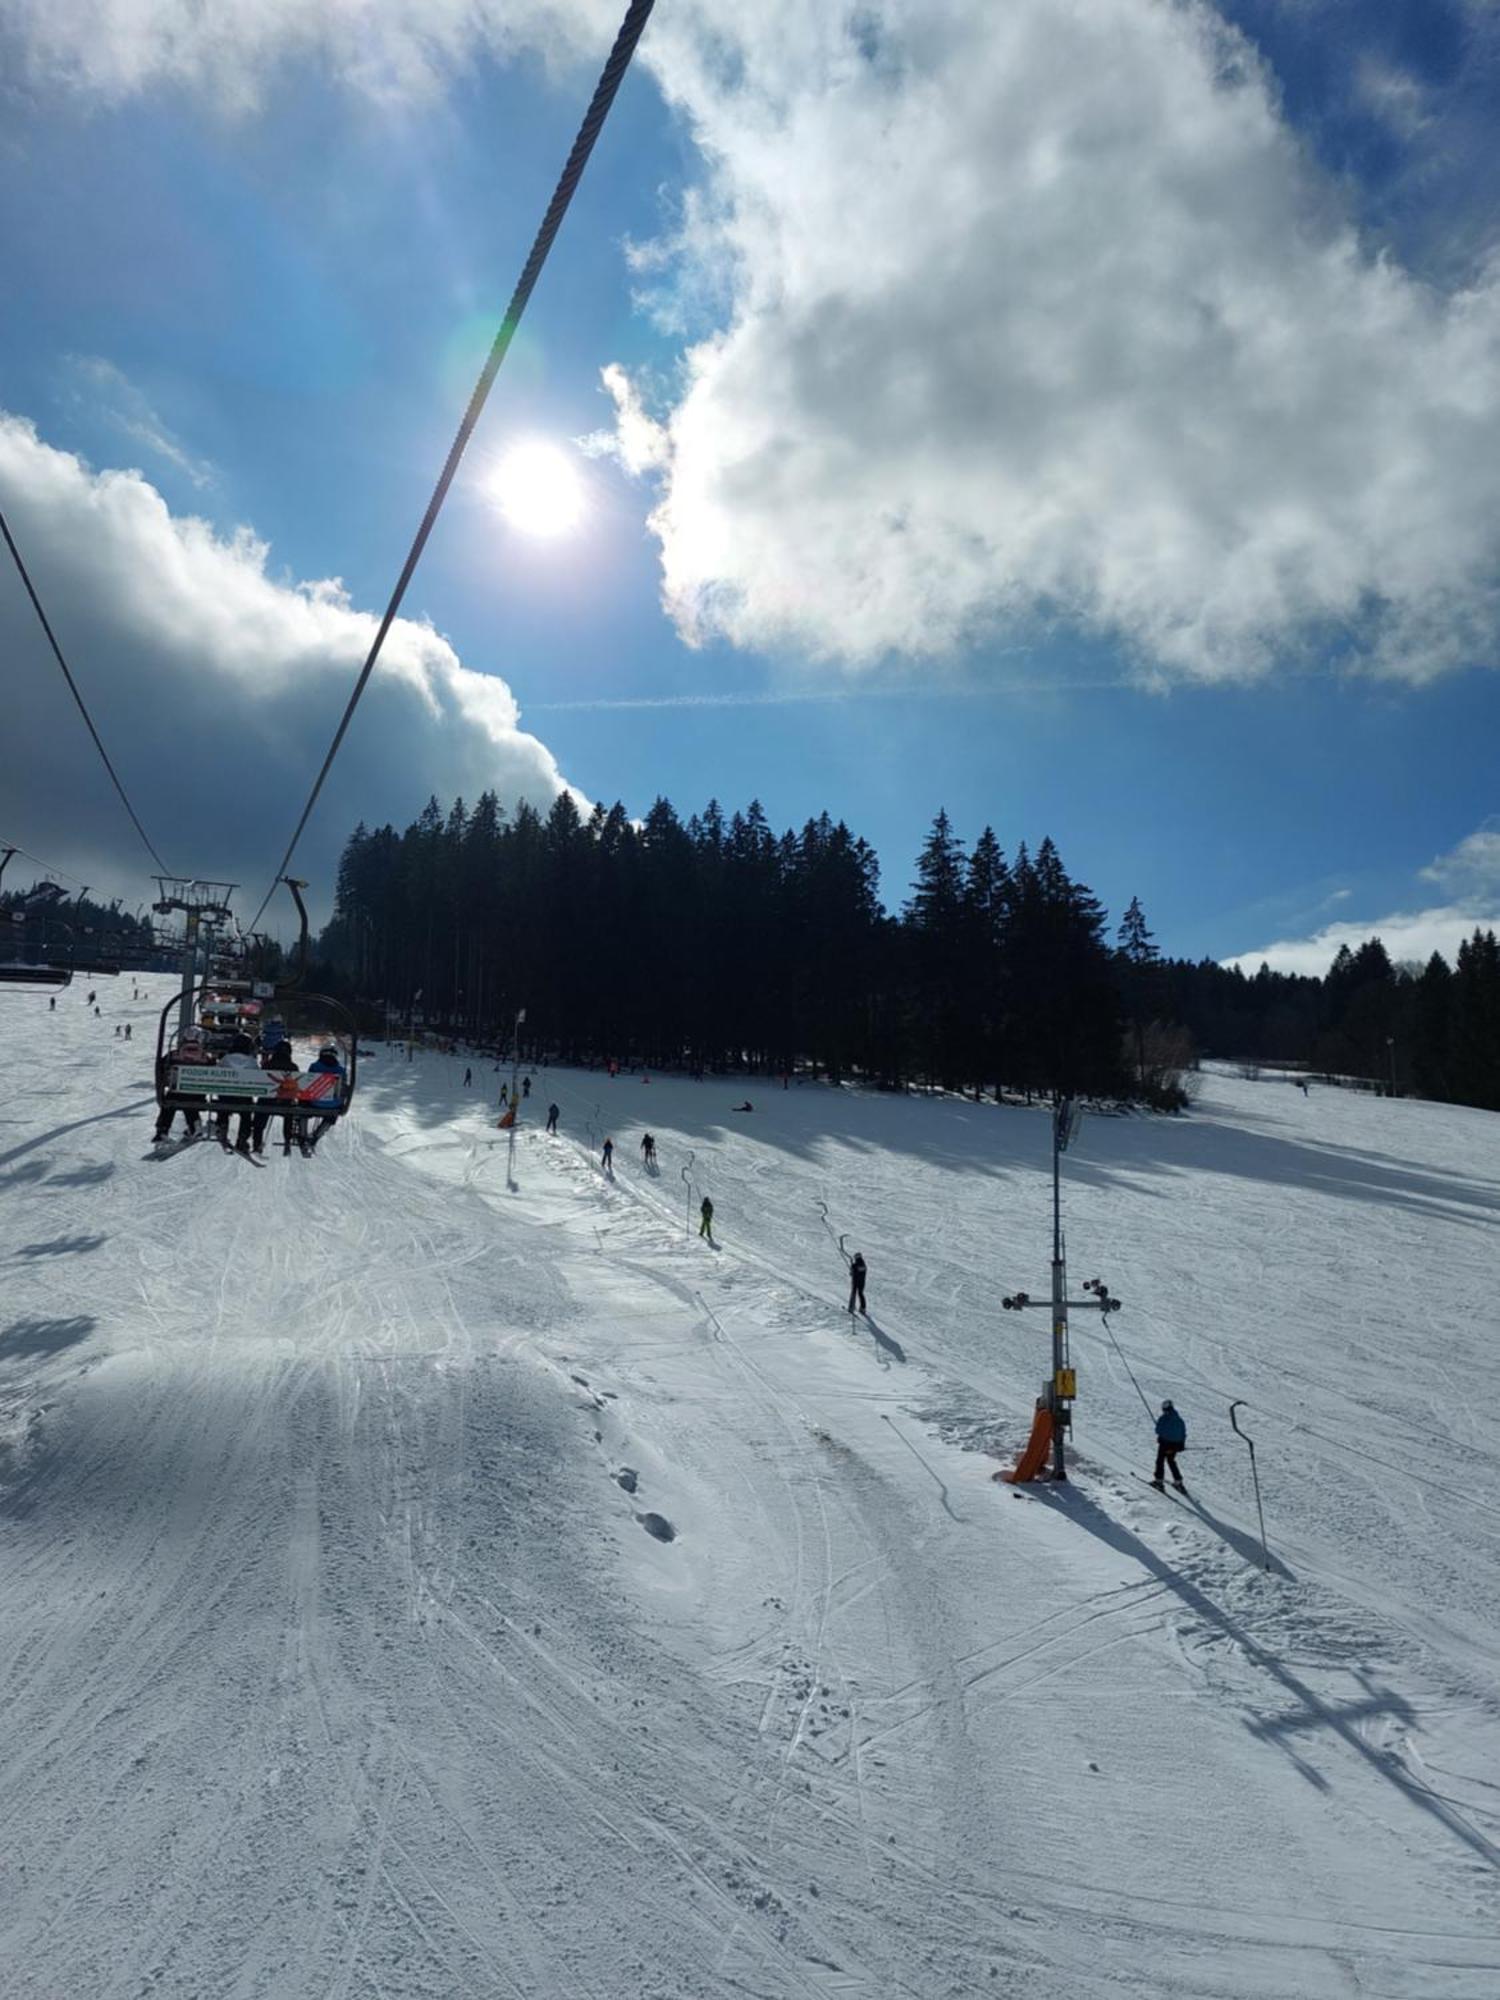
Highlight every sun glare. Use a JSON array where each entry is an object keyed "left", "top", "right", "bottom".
[{"left": 489, "top": 440, "right": 584, "bottom": 539}]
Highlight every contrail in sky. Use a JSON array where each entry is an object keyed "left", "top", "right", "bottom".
[{"left": 527, "top": 666, "right": 1125, "bottom": 713}]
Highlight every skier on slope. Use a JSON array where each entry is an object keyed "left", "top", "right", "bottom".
[
  {"left": 546, "top": 1102, "right": 560, "bottom": 1135},
  {"left": 602, "top": 1136, "right": 614, "bottom": 1173},
  {"left": 640, "top": 1132, "right": 657, "bottom": 1167},
  {"left": 1151, "top": 1401, "right": 1188, "bottom": 1491},
  {"left": 699, "top": 1195, "right": 714, "bottom": 1243},
  {"left": 847, "top": 1251, "right": 867, "bottom": 1315}
]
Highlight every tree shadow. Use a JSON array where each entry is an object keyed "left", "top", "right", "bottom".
[
  {"left": 47, "top": 1161, "right": 117, "bottom": 1188},
  {"left": 0, "top": 1158, "right": 52, "bottom": 1188},
  {"left": 0, "top": 1314, "right": 97, "bottom": 1359},
  {"left": 1028, "top": 1480, "right": 1500, "bottom": 1869},
  {"left": 10, "top": 1233, "right": 107, "bottom": 1260},
  {"left": 354, "top": 1059, "right": 1499, "bottom": 1231}
]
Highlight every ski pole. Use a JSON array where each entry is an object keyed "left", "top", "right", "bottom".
[
  {"left": 682, "top": 1151, "right": 695, "bottom": 1239},
  {"left": 1229, "top": 1401, "right": 1270, "bottom": 1570}
]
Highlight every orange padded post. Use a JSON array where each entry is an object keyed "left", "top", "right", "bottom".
[{"left": 998, "top": 1405, "right": 1054, "bottom": 1484}]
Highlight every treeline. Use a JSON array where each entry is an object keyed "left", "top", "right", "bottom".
[
  {"left": 316, "top": 791, "right": 1500, "bottom": 1115},
  {"left": 318, "top": 793, "right": 1142, "bottom": 1100},
  {"left": 1159, "top": 935, "right": 1500, "bottom": 1110}
]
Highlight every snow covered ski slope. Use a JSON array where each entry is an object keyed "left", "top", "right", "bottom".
[{"left": 3, "top": 979, "right": 1498, "bottom": 1999}]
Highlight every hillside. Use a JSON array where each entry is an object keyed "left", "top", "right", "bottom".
[{"left": 2, "top": 978, "right": 1498, "bottom": 1999}]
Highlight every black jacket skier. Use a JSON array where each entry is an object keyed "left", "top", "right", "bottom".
[
  {"left": 848, "top": 1252, "right": 867, "bottom": 1314},
  {"left": 1152, "top": 1402, "right": 1187, "bottom": 1490}
]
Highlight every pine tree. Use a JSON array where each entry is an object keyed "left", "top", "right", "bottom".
[{"left": 907, "top": 810, "right": 968, "bottom": 1088}]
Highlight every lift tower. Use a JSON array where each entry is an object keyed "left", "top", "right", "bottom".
[
  {"left": 1001, "top": 1098, "right": 1121, "bottom": 1480},
  {"left": 153, "top": 879, "right": 237, "bottom": 1035}
]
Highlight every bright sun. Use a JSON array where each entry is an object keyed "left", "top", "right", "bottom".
[{"left": 488, "top": 440, "right": 584, "bottom": 539}]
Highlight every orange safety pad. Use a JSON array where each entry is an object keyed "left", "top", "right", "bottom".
[{"left": 1000, "top": 1406, "right": 1054, "bottom": 1484}]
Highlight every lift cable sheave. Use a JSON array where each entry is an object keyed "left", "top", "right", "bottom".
[{"left": 246, "top": 0, "right": 657, "bottom": 933}]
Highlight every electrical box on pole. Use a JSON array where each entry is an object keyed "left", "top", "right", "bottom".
[{"left": 1001, "top": 1098, "right": 1121, "bottom": 1481}]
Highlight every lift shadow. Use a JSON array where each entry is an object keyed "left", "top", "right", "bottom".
[{"left": 1029, "top": 1481, "right": 1500, "bottom": 1872}]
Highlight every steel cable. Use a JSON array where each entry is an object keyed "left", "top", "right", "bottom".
[
  {"left": 1, "top": 506, "right": 174, "bottom": 876},
  {"left": 248, "top": 0, "right": 656, "bottom": 932}
]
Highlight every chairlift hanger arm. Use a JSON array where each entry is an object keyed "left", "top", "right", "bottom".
[{"left": 278, "top": 877, "right": 310, "bottom": 992}]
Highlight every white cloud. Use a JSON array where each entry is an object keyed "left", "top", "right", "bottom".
[
  {"left": 1420, "top": 818, "right": 1500, "bottom": 893},
  {"left": 1226, "top": 826, "right": 1500, "bottom": 974},
  {"left": 1351, "top": 55, "right": 1433, "bottom": 143},
  {"left": 0, "top": 414, "right": 576, "bottom": 925},
  {"left": 1223, "top": 906, "right": 1500, "bottom": 978},
  {"left": 577, "top": 365, "right": 668, "bottom": 477},
  {"left": 0, "top": 0, "right": 620, "bottom": 108},
  {"left": 11, "top": 0, "right": 1500, "bottom": 687},
  {"left": 597, "top": 0, "right": 1500, "bottom": 680},
  {"left": 66, "top": 356, "right": 217, "bottom": 490}
]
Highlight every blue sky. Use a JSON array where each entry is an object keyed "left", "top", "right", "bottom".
[{"left": 1, "top": 0, "right": 1497, "bottom": 964}]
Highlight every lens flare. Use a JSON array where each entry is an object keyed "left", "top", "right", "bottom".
[{"left": 488, "top": 441, "right": 584, "bottom": 539}]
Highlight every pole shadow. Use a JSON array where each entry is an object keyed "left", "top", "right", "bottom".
[
  {"left": 1177, "top": 1488, "right": 1294, "bottom": 1580},
  {"left": 0, "top": 1098, "right": 156, "bottom": 1169},
  {"left": 1028, "top": 1480, "right": 1500, "bottom": 1871}
]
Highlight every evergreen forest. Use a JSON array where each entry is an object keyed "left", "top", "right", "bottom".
[{"left": 314, "top": 792, "right": 1500, "bottom": 1114}]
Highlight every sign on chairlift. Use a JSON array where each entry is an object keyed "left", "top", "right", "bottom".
[{"left": 172, "top": 1067, "right": 280, "bottom": 1098}]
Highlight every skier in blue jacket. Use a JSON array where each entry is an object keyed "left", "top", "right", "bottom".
[{"left": 1152, "top": 1401, "right": 1187, "bottom": 1491}]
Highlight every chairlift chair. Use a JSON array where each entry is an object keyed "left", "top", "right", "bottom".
[
  {"left": 0, "top": 962, "right": 75, "bottom": 992},
  {"left": 155, "top": 983, "right": 359, "bottom": 1145}
]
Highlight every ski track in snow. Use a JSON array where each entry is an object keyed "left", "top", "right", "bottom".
[{"left": 2, "top": 988, "right": 1498, "bottom": 1998}]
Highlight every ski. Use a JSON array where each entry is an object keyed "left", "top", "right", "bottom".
[{"left": 1130, "top": 1472, "right": 1189, "bottom": 1497}]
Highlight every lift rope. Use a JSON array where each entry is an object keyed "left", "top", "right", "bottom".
[
  {"left": 247, "top": 0, "right": 656, "bottom": 934},
  {"left": 1, "top": 506, "right": 174, "bottom": 877},
  {"left": 1101, "top": 1309, "right": 1157, "bottom": 1421}
]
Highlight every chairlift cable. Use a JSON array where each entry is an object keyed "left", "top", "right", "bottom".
[
  {"left": 247, "top": 0, "right": 657, "bottom": 934},
  {"left": 0, "top": 507, "right": 174, "bottom": 877},
  {"left": 0, "top": 837, "right": 87, "bottom": 889}
]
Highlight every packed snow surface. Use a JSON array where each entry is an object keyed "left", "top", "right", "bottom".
[{"left": 3, "top": 979, "right": 1498, "bottom": 1998}]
